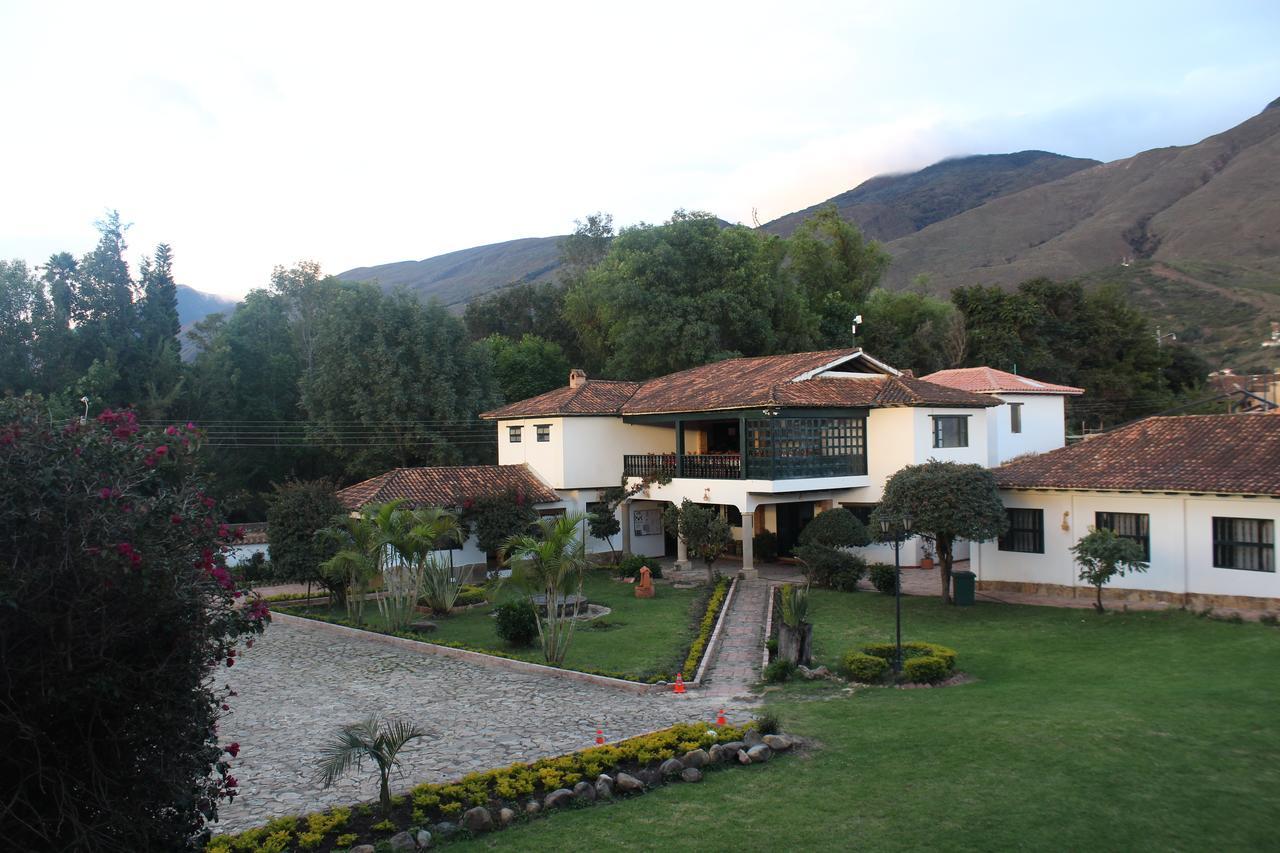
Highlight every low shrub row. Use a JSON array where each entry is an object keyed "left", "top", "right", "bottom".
[
  {"left": 839, "top": 641, "right": 958, "bottom": 684},
  {"left": 681, "top": 576, "right": 731, "bottom": 677},
  {"left": 614, "top": 554, "right": 662, "bottom": 580},
  {"left": 207, "top": 720, "right": 755, "bottom": 853},
  {"left": 869, "top": 563, "right": 898, "bottom": 594}
]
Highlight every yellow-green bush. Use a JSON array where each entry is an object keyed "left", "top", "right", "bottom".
[
  {"left": 683, "top": 577, "right": 731, "bottom": 676},
  {"left": 840, "top": 650, "right": 889, "bottom": 683}
]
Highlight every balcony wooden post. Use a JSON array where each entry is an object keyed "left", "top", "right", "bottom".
[
  {"left": 675, "top": 419, "right": 684, "bottom": 478},
  {"left": 738, "top": 416, "right": 747, "bottom": 479},
  {"left": 620, "top": 499, "right": 632, "bottom": 556}
]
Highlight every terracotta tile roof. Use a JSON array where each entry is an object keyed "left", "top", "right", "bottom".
[
  {"left": 622, "top": 349, "right": 998, "bottom": 414},
  {"left": 336, "top": 464, "right": 560, "bottom": 510},
  {"left": 480, "top": 380, "right": 640, "bottom": 419},
  {"left": 921, "top": 366, "right": 1084, "bottom": 395},
  {"left": 994, "top": 414, "right": 1280, "bottom": 496}
]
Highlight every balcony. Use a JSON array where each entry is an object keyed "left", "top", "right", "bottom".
[{"left": 623, "top": 450, "right": 864, "bottom": 481}]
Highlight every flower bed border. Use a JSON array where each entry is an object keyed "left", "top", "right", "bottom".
[{"left": 207, "top": 719, "right": 799, "bottom": 852}]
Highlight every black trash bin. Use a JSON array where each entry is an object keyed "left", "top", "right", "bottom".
[{"left": 952, "top": 570, "right": 976, "bottom": 606}]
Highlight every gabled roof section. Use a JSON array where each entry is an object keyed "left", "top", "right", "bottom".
[
  {"left": 336, "top": 464, "right": 560, "bottom": 510},
  {"left": 622, "top": 348, "right": 998, "bottom": 415},
  {"left": 921, "top": 366, "right": 1084, "bottom": 396},
  {"left": 480, "top": 380, "right": 640, "bottom": 420},
  {"left": 994, "top": 414, "right": 1280, "bottom": 496}
]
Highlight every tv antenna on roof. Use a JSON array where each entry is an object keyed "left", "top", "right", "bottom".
[{"left": 851, "top": 315, "right": 864, "bottom": 345}]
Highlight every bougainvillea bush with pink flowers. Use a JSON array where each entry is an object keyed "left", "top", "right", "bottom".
[{"left": 0, "top": 397, "right": 269, "bottom": 850}]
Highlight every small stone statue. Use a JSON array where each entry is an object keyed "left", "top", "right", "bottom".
[{"left": 635, "top": 565, "right": 655, "bottom": 599}]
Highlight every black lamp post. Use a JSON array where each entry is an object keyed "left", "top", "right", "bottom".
[{"left": 880, "top": 514, "right": 913, "bottom": 674}]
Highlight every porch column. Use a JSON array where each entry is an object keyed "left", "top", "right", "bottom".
[
  {"left": 676, "top": 532, "right": 689, "bottom": 569},
  {"left": 740, "top": 511, "right": 757, "bottom": 579},
  {"left": 620, "top": 499, "right": 632, "bottom": 556}
]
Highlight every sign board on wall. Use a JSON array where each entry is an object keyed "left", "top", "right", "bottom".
[{"left": 632, "top": 508, "right": 661, "bottom": 537}]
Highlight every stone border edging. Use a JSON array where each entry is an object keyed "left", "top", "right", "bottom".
[
  {"left": 691, "top": 576, "right": 739, "bottom": 686},
  {"left": 761, "top": 583, "right": 777, "bottom": 678},
  {"left": 269, "top": 611, "right": 661, "bottom": 695}
]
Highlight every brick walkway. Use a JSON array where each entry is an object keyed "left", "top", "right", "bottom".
[{"left": 701, "top": 578, "right": 770, "bottom": 696}]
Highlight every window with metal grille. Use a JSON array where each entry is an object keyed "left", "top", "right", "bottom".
[
  {"left": 536, "top": 424, "right": 551, "bottom": 442},
  {"left": 932, "top": 415, "right": 969, "bottom": 448},
  {"left": 508, "top": 425, "right": 522, "bottom": 443},
  {"left": 1095, "top": 511, "right": 1150, "bottom": 561},
  {"left": 745, "top": 416, "right": 867, "bottom": 479},
  {"left": 998, "top": 508, "right": 1043, "bottom": 553},
  {"left": 1010, "top": 403, "right": 1023, "bottom": 434},
  {"left": 1212, "top": 517, "right": 1275, "bottom": 572}
]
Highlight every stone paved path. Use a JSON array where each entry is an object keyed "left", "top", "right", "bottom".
[
  {"left": 213, "top": 617, "right": 747, "bottom": 834},
  {"left": 701, "top": 578, "right": 770, "bottom": 695}
]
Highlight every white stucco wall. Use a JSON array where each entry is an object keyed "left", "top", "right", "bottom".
[
  {"left": 989, "top": 394, "right": 1068, "bottom": 464},
  {"left": 975, "top": 489, "right": 1280, "bottom": 601},
  {"left": 496, "top": 416, "right": 672, "bottom": 490},
  {"left": 496, "top": 416, "right": 567, "bottom": 486},
  {"left": 627, "top": 499, "right": 668, "bottom": 558}
]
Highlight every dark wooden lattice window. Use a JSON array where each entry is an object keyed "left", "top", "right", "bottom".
[
  {"left": 746, "top": 417, "right": 866, "bottom": 479},
  {"left": 1095, "top": 511, "right": 1150, "bottom": 562},
  {"left": 999, "top": 508, "right": 1044, "bottom": 553},
  {"left": 1213, "top": 517, "right": 1274, "bottom": 572}
]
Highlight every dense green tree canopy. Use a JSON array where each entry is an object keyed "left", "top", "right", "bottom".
[{"left": 483, "top": 333, "right": 571, "bottom": 403}]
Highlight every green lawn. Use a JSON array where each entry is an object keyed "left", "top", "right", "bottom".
[
  {"left": 288, "top": 571, "right": 704, "bottom": 679},
  {"left": 454, "top": 590, "right": 1280, "bottom": 851}
]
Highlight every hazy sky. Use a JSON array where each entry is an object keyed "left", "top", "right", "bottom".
[{"left": 2, "top": 1, "right": 1278, "bottom": 299}]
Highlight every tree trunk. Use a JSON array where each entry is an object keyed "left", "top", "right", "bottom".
[
  {"left": 1095, "top": 583, "right": 1105, "bottom": 613},
  {"left": 705, "top": 559, "right": 716, "bottom": 585},
  {"left": 379, "top": 772, "right": 392, "bottom": 817},
  {"left": 939, "top": 535, "right": 954, "bottom": 605},
  {"left": 779, "top": 623, "right": 813, "bottom": 666}
]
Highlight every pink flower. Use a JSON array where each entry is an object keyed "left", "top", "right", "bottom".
[
  {"left": 171, "top": 514, "right": 183, "bottom": 525},
  {"left": 186, "top": 422, "right": 197, "bottom": 431},
  {"left": 218, "top": 523, "right": 230, "bottom": 539},
  {"left": 154, "top": 445, "right": 168, "bottom": 456},
  {"left": 226, "top": 657, "right": 235, "bottom": 667},
  {"left": 99, "top": 487, "right": 113, "bottom": 500},
  {"left": 226, "top": 742, "right": 240, "bottom": 757},
  {"left": 202, "top": 497, "right": 215, "bottom": 509},
  {"left": 165, "top": 426, "right": 178, "bottom": 436},
  {"left": 143, "top": 456, "right": 156, "bottom": 468},
  {"left": 116, "top": 542, "right": 134, "bottom": 556}
]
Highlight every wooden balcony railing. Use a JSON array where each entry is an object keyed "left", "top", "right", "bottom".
[{"left": 623, "top": 451, "right": 866, "bottom": 481}]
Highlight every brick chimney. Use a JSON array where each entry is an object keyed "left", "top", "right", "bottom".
[{"left": 569, "top": 368, "right": 587, "bottom": 389}]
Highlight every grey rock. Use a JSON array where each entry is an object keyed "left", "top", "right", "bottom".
[
  {"left": 462, "top": 806, "right": 493, "bottom": 834},
  {"left": 524, "top": 799, "right": 541, "bottom": 815},
  {"left": 763, "top": 734, "right": 792, "bottom": 751},
  {"left": 544, "top": 787, "right": 575, "bottom": 809},
  {"left": 388, "top": 831, "right": 416, "bottom": 852},
  {"left": 659, "top": 757, "right": 685, "bottom": 776},
  {"left": 573, "top": 780, "right": 596, "bottom": 802},
  {"left": 416, "top": 829, "right": 433, "bottom": 848},
  {"left": 707, "top": 744, "right": 724, "bottom": 763},
  {"left": 498, "top": 807, "right": 517, "bottom": 826},
  {"left": 810, "top": 665, "right": 832, "bottom": 678},
  {"left": 637, "top": 767, "right": 661, "bottom": 786},
  {"left": 743, "top": 728, "right": 763, "bottom": 747},
  {"left": 433, "top": 821, "right": 459, "bottom": 840},
  {"left": 350, "top": 846, "right": 375, "bottom": 853},
  {"left": 721, "top": 740, "right": 745, "bottom": 754},
  {"left": 595, "top": 774, "right": 614, "bottom": 799},
  {"left": 682, "top": 748, "right": 708, "bottom": 768},
  {"left": 747, "top": 743, "right": 773, "bottom": 763},
  {"left": 737, "top": 748, "right": 752, "bottom": 765},
  {"left": 681, "top": 767, "right": 704, "bottom": 783},
  {"left": 409, "top": 620, "right": 437, "bottom": 633},
  {"left": 614, "top": 771, "right": 644, "bottom": 793}
]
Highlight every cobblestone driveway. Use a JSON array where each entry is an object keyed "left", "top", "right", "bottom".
[{"left": 212, "top": 617, "right": 749, "bottom": 834}]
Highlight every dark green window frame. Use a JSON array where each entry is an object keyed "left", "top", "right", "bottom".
[
  {"left": 536, "top": 424, "right": 551, "bottom": 442},
  {"left": 508, "top": 425, "right": 522, "bottom": 443},
  {"left": 1212, "top": 517, "right": 1274, "bottom": 572},
  {"left": 999, "top": 508, "right": 1043, "bottom": 553},
  {"left": 1010, "top": 403, "right": 1023, "bottom": 434},
  {"left": 1095, "top": 511, "right": 1150, "bottom": 562},
  {"left": 932, "top": 415, "right": 969, "bottom": 448}
]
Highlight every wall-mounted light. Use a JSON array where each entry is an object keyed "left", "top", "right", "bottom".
[{"left": 1061, "top": 511, "right": 1070, "bottom": 531}]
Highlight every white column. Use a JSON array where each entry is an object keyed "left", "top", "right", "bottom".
[
  {"left": 740, "top": 511, "right": 757, "bottom": 579},
  {"left": 676, "top": 534, "right": 689, "bottom": 569}
]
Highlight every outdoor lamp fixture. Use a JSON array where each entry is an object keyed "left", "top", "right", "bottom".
[
  {"left": 879, "top": 514, "right": 914, "bottom": 674},
  {"left": 79, "top": 396, "right": 89, "bottom": 424}
]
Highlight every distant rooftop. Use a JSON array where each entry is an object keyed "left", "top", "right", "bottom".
[{"left": 921, "top": 366, "right": 1084, "bottom": 396}]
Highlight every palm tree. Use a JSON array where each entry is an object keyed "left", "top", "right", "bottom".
[
  {"left": 317, "top": 509, "right": 381, "bottom": 625},
  {"left": 409, "top": 506, "right": 466, "bottom": 616},
  {"left": 315, "top": 715, "right": 427, "bottom": 817},
  {"left": 502, "top": 513, "right": 588, "bottom": 665},
  {"left": 369, "top": 499, "right": 419, "bottom": 629}
]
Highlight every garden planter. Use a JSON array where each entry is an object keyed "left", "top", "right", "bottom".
[{"left": 778, "top": 622, "right": 813, "bottom": 666}]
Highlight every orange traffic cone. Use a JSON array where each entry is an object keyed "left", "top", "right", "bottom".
[
  {"left": 673, "top": 672, "right": 686, "bottom": 694},
  {"left": 595, "top": 729, "right": 604, "bottom": 745},
  {"left": 717, "top": 709, "right": 726, "bottom": 726}
]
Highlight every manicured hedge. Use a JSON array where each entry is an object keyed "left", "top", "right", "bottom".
[
  {"left": 861, "top": 641, "right": 957, "bottom": 672},
  {"left": 681, "top": 576, "right": 731, "bottom": 677},
  {"left": 840, "top": 651, "right": 889, "bottom": 683},
  {"left": 903, "top": 655, "right": 951, "bottom": 684}
]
